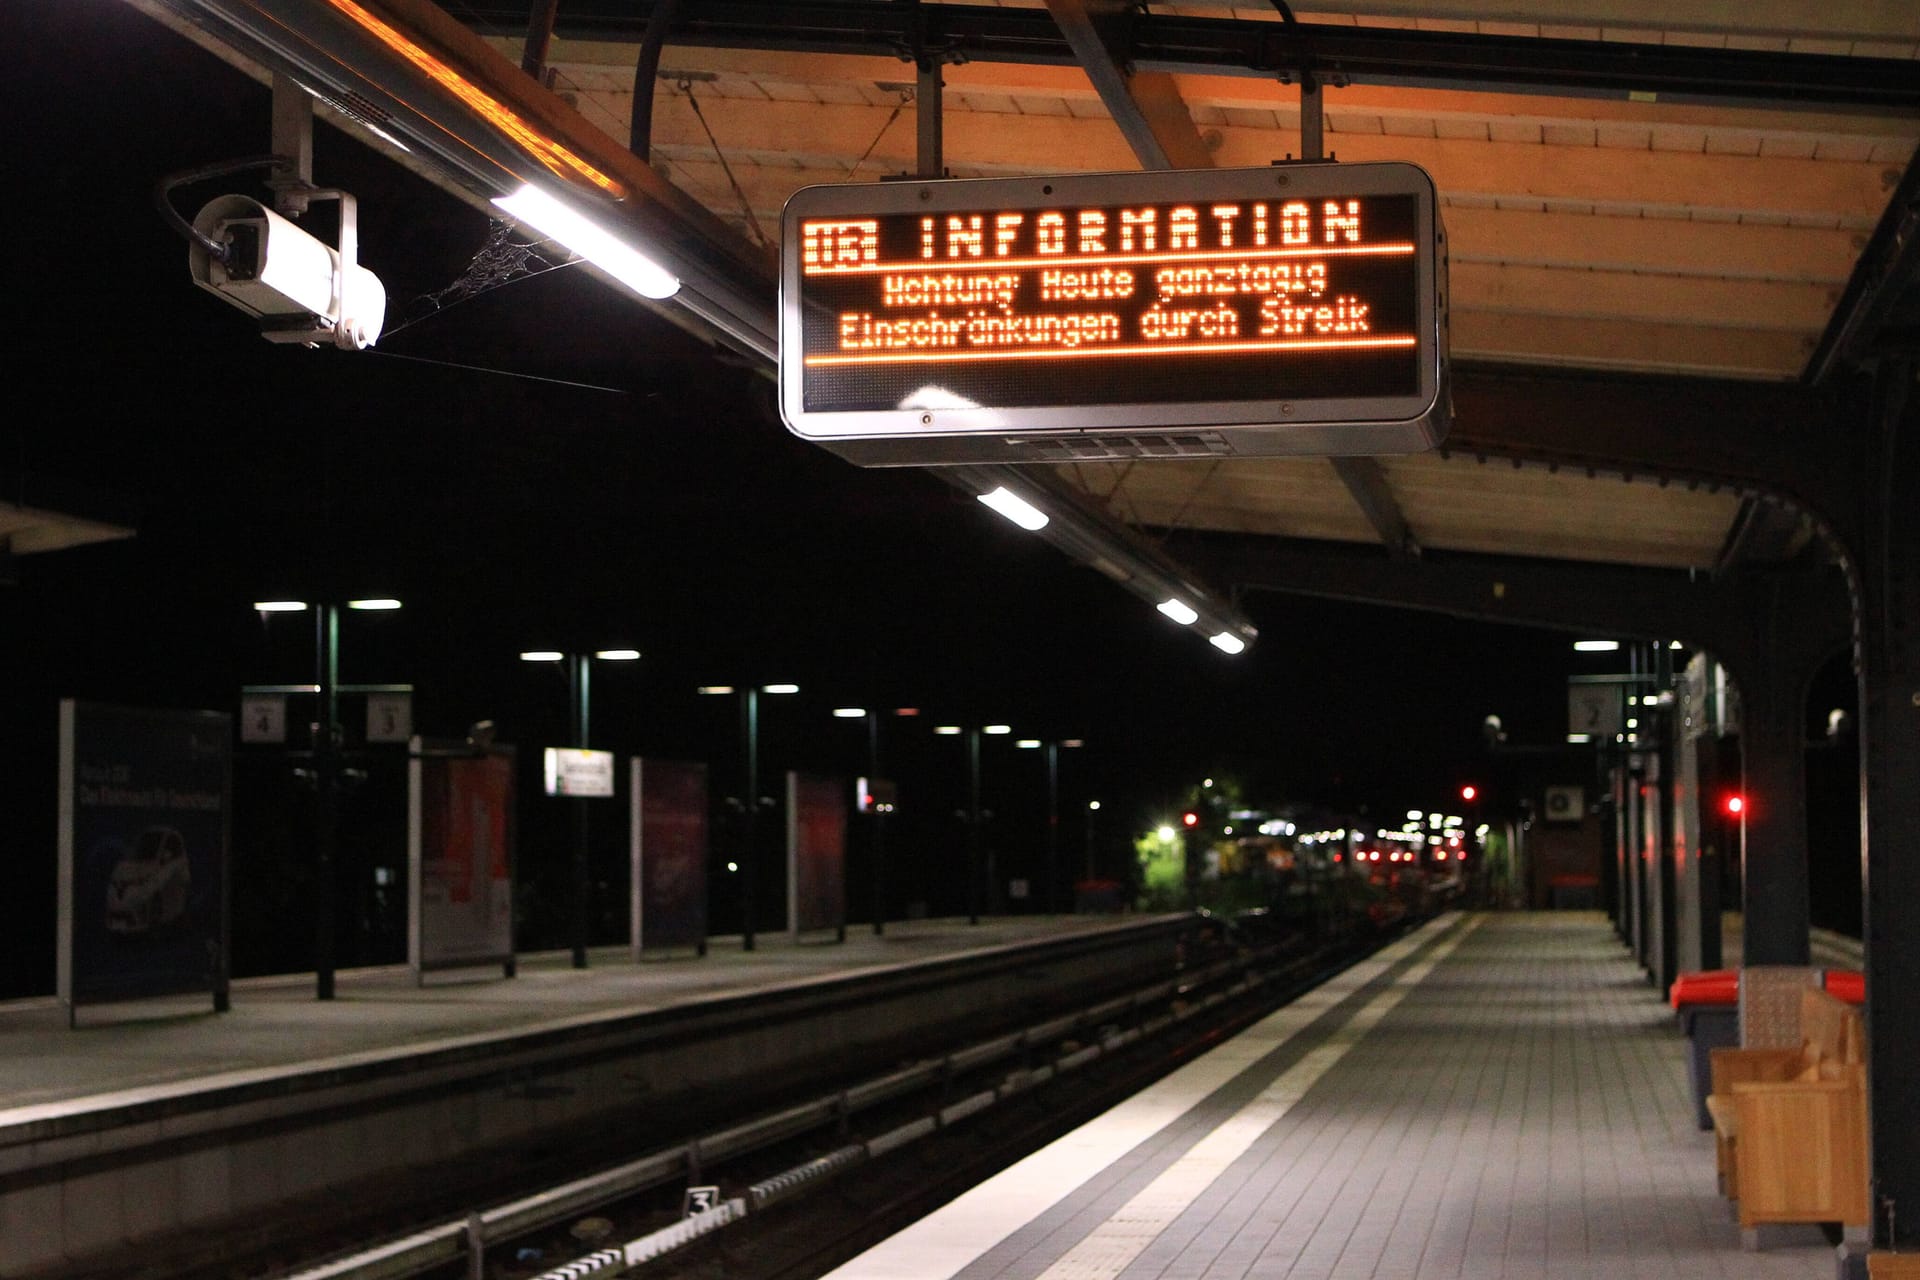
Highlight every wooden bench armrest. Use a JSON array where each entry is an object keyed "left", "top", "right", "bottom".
[
  {"left": 1730, "top": 1077, "right": 1855, "bottom": 1101},
  {"left": 1711, "top": 1047, "right": 1802, "bottom": 1096}
]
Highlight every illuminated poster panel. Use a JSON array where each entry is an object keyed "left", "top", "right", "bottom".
[
  {"left": 786, "top": 771, "right": 847, "bottom": 941},
  {"left": 56, "top": 701, "right": 232, "bottom": 1020},
  {"left": 409, "top": 744, "right": 516, "bottom": 979},
  {"left": 631, "top": 757, "right": 709, "bottom": 958},
  {"left": 780, "top": 162, "right": 1447, "bottom": 465}
]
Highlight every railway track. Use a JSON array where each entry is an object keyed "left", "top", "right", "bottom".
[{"left": 269, "top": 915, "right": 1410, "bottom": 1280}]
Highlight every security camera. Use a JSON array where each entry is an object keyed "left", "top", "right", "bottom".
[{"left": 187, "top": 194, "right": 384, "bottom": 349}]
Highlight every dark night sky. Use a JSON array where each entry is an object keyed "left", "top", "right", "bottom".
[{"left": 2, "top": 1, "right": 1726, "bottom": 991}]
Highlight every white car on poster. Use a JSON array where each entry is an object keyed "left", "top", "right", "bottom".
[{"left": 105, "top": 826, "right": 192, "bottom": 935}]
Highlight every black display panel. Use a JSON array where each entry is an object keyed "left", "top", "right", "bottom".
[{"left": 800, "top": 194, "right": 1420, "bottom": 412}]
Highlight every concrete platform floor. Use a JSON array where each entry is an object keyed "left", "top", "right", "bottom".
[{"left": 829, "top": 912, "right": 1841, "bottom": 1280}]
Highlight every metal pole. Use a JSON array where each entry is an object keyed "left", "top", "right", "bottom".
[
  {"left": 520, "top": 0, "right": 560, "bottom": 80},
  {"left": 1300, "top": 72, "right": 1324, "bottom": 162},
  {"left": 1045, "top": 742, "right": 1059, "bottom": 914},
  {"left": 869, "top": 711, "right": 885, "bottom": 936},
  {"left": 1085, "top": 805, "right": 1096, "bottom": 881},
  {"left": 741, "top": 687, "right": 759, "bottom": 951},
  {"left": 967, "top": 727, "right": 981, "bottom": 925},
  {"left": 915, "top": 35, "right": 943, "bottom": 178},
  {"left": 570, "top": 653, "right": 591, "bottom": 969},
  {"left": 314, "top": 602, "right": 339, "bottom": 1001}
]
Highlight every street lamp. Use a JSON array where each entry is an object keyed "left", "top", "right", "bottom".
[
  {"left": 700, "top": 682, "right": 799, "bottom": 951},
  {"left": 932, "top": 723, "right": 1015, "bottom": 924},
  {"left": 520, "top": 647, "right": 639, "bottom": 968},
  {"left": 251, "top": 596, "right": 403, "bottom": 1000},
  {"left": 1014, "top": 736, "right": 1082, "bottom": 913}
]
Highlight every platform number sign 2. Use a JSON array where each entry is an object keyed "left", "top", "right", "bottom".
[
  {"left": 683, "top": 1186, "right": 721, "bottom": 1218},
  {"left": 1567, "top": 683, "right": 1623, "bottom": 740}
]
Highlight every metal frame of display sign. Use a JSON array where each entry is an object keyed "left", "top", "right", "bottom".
[
  {"left": 57, "top": 700, "right": 233, "bottom": 1026},
  {"left": 407, "top": 736, "right": 518, "bottom": 982},
  {"left": 780, "top": 161, "right": 1448, "bottom": 466}
]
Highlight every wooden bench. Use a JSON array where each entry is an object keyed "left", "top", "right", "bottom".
[{"left": 1706, "top": 986, "right": 1868, "bottom": 1245}]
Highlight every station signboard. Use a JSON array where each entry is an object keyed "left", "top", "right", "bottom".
[
  {"left": 780, "top": 162, "right": 1448, "bottom": 466},
  {"left": 543, "top": 747, "right": 616, "bottom": 797}
]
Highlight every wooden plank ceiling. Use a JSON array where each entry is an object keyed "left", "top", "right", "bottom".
[{"left": 478, "top": 1, "right": 1916, "bottom": 573}]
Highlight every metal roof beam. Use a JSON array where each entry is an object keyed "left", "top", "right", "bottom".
[
  {"left": 1805, "top": 144, "right": 1920, "bottom": 383},
  {"left": 1042, "top": 0, "right": 1212, "bottom": 171},
  {"left": 1191, "top": 534, "right": 1846, "bottom": 662},
  {"left": 478, "top": 2, "right": 1920, "bottom": 115},
  {"left": 1441, "top": 362, "right": 1855, "bottom": 545},
  {"left": 1329, "top": 457, "right": 1419, "bottom": 560}
]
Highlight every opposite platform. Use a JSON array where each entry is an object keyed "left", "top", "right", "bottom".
[
  {"left": 829, "top": 911, "right": 1839, "bottom": 1280},
  {"left": 0, "top": 913, "right": 1196, "bottom": 1276},
  {"left": 0, "top": 915, "right": 1150, "bottom": 1118}
]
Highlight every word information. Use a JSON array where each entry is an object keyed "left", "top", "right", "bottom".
[{"left": 795, "top": 194, "right": 1423, "bottom": 414}]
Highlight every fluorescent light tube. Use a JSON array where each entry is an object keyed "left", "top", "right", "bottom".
[
  {"left": 977, "top": 486, "right": 1049, "bottom": 531},
  {"left": 493, "top": 184, "right": 680, "bottom": 300},
  {"left": 1157, "top": 598, "right": 1200, "bottom": 626}
]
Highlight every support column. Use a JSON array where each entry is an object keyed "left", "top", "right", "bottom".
[
  {"left": 1731, "top": 668, "right": 1812, "bottom": 965},
  {"left": 740, "top": 687, "right": 758, "bottom": 952},
  {"left": 313, "top": 603, "right": 339, "bottom": 1001},
  {"left": 1857, "top": 358, "right": 1920, "bottom": 1252},
  {"left": 967, "top": 728, "right": 982, "bottom": 925},
  {"left": 568, "top": 653, "right": 590, "bottom": 969}
]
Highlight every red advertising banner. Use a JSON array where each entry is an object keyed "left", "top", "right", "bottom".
[
  {"left": 631, "top": 758, "right": 709, "bottom": 957},
  {"left": 786, "top": 771, "right": 846, "bottom": 941},
  {"left": 410, "top": 744, "right": 515, "bottom": 978}
]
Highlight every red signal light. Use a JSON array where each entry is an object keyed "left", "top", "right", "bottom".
[
  {"left": 1723, "top": 794, "right": 1746, "bottom": 817},
  {"left": 1182, "top": 811, "right": 1199, "bottom": 827},
  {"left": 1460, "top": 784, "right": 1478, "bottom": 802}
]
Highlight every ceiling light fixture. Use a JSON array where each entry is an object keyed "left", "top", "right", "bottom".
[{"left": 493, "top": 184, "right": 679, "bottom": 299}]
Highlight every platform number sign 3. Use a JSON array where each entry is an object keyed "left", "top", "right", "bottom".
[
  {"left": 683, "top": 1185, "right": 721, "bottom": 1218},
  {"left": 365, "top": 692, "right": 412, "bottom": 744}
]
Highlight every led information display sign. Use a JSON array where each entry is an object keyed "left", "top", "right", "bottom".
[{"left": 779, "top": 162, "right": 1447, "bottom": 466}]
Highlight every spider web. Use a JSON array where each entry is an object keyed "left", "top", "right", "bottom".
[{"left": 384, "top": 220, "right": 576, "bottom": 339}]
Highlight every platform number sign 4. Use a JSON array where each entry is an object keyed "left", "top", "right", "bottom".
[
  {"left": 240, "top": 694, "right": 287, "bottom": 744},
  {"left": 683, "top": 1185, "right": 721, "bottom": 1218}
]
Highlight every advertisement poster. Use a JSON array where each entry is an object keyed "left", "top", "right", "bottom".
[
  {"left": 57, "top": 700, "right": 232, "bottom": 1014},
  {"left": 786, "top": 771, "right": 846, "bottom": 941},
  {"left": 631, "top": 758, "right": 709, "bottom": 958},
  {"left": 410, "top": 745, "right": 516, "bottom": 977}
]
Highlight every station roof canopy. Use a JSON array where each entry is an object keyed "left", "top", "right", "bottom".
[{"left": 136, "top": 0, "right": 1920, "bottom": 597}]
